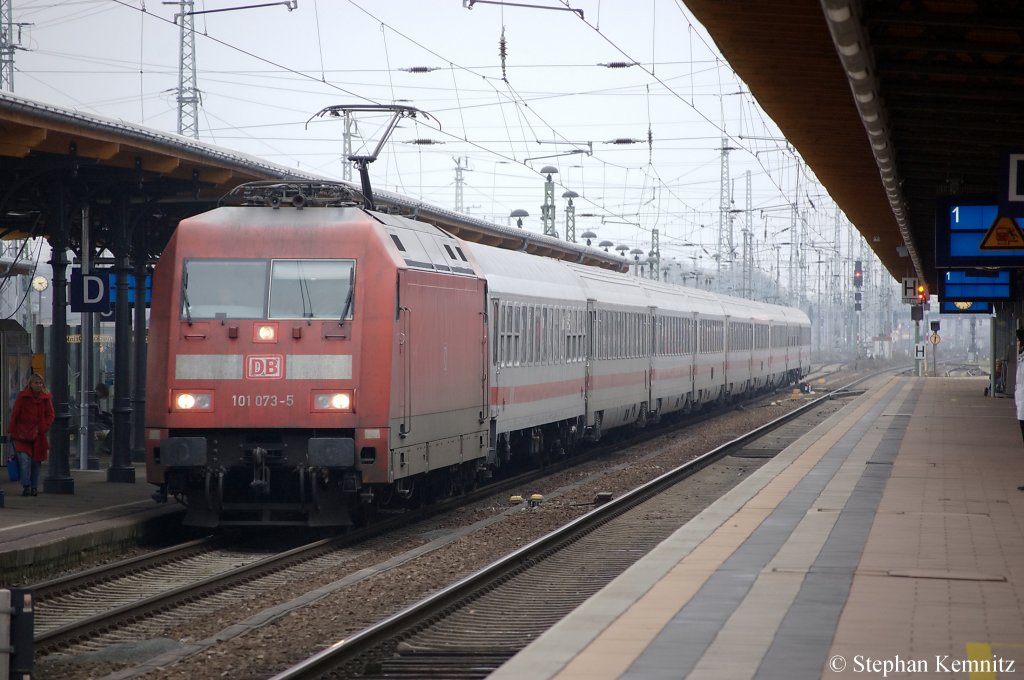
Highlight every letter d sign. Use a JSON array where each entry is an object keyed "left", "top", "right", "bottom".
[{"left": 69, "top": 269, "right": 110, "bottom": 312}]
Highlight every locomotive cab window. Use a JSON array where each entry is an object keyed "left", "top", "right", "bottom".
[
  {"left": 270, "top": 259, "right": 355, "bottom": 319},
  {"left": 182, "top": 259, "right": 267, "bottom": 319},
  {"left": 181, "top": 258, "right": 355, "bottom": 320}
]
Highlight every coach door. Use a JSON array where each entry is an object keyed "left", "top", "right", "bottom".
[
  {"left": 646, "top": 306, "right": 655, "bottom": 415},
  {"left": 480, "top": 294, "right": 491, "bottom": 423},
  {"left": 723, "top": 315, "right": 730, "bottom": 396},
  {"left": 489, "top": 297, "right": 503, "bottom": 419},
  {"left": 691, "top": 312, "right": 700, "bottom": 406},
  {"left": 585, "top": 298, "right": 597, "bottom": 429}
]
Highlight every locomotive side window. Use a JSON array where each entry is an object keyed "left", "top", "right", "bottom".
[
  {"left": 269, "top": 260, "right": 355, "bottom": 319},
  {"left": 182, "top": 259, "right": 267, "bottom": 319}
]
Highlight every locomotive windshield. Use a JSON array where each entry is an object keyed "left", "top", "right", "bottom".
[{"left": 181, "top": 258, "right": 356, "bottom": 320}]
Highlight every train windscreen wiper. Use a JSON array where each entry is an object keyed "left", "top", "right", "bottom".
[
  {"left": 338, "top": 266, "right": 354, "bottom": 326},
  {"left": 181, "top": 263, "right": 193, "bottom": 326}
]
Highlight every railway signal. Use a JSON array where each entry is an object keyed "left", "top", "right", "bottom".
[{"left": 853, "top": 260, "right": 863, "bottom": 287}]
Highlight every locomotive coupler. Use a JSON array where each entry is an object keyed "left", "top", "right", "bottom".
[
  {"left": 204, "top": 466, "right": 225, "bottom": 510},
  {"left": 250, "top": 446, "right": 271, "bottom": 494}
]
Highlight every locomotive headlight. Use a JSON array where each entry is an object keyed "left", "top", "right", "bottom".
[
  {"left": 171, "top": 390, "right": 213, "bottom": 412},
  {"left": 312, "top": 390, "right": 354, "bottom": 412},
  {"left": 253, "top": 323, "right": 279, "bottom": 343}
]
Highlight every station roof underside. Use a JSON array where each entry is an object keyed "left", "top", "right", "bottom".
[
  {"left": 0, "top": 93, "right": 626, "bottom": 272},
  {"left": 685, "top": 0, "right": 1022, "bottom": 289}
]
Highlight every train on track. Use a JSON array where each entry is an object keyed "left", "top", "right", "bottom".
[{"left": 146, "top": 181, "right": 810, "bottom": 527}]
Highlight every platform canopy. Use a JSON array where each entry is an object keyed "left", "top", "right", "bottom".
[
  {"left": 684, "top": 0, "right": 1023, "bottom": 288},
  {"left": 0, "top": 91, "right": 626, "bottom": 271}
]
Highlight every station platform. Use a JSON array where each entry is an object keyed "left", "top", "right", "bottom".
[
  {"left": 0, "top": 464, "right": 182, "bottom": 583},
  {"left": 492, "top": 375, "right": 1024, "bottom": 680}
]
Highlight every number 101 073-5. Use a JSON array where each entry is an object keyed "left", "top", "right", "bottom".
[{"left": 231, "top": 394, "right": 294, "bottom": 407}]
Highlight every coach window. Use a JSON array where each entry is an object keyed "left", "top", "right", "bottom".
[
  {"left": 540, "top": 305, "right": 548, "bottom": 364},
  {"left": 543, "top": 307, "right": 551, "bottom": 364},
  {"left": 571, "top": 308, "right": 577, "bottom": 362},
  {"left": 605, "top": 311, "right": 611, "bottom": 359},
  {"left": 568, "top": 308, "right": 575, "bottom": 363},
  {"left": 569, "top": 307, "right": 577, "bottom": 360},
  {"left": 546, "top": 308, "right": 552, "bottom": 364},
  {"left": 556, "top": 308, "right": 564, "bottom": 364},
  {"left": 504, "top": 303, "right": 513, "bottom": 366},
  {"left": 629, "top": 313, "right": 635, "bottom": 358},
  {"left": 183, "top": 258, "right": 267, "bottom": 319},
  {"left": 610, "top": 311, "right": 616, "bottom": 359},
  {"left": 513, "top": 304, "right": 522, "bottom": 366},
  {"left": 269, "top": 260, "right": 355, "bottom": 319},
  {"left": 566, "top": 310, "right": 573, "bottom": 362},
  {"left": 528, "top": 306, "right": 537, "bottom": 365},
  {"left": 568, "top": 309, "right": 577, "bottom": 362},
  {"left": 601, "top": 311, "right": 607, "bottom": 359},
  {"left": 630, "top": 312, "right": 635, "bottom": 357},
  {"left": 615, "top": 311, "right": 620, "bottom": 358},
  {"left": 613, "top": 310, "right": 619, "bottom": 359},
  {"left": 622, "top": 311, "right": 630, "bottom": 356},
  {"left": 525, "top": 306, "right": 532, "bottom": 365},
  {"left": 626, "top": 312, "right": 632, "bottom": 358}
]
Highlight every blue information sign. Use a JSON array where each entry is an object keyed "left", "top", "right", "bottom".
[
  {"left": 106, "top": 271, "right": 152, "bottom": 305},
  {"left": 936, "top": 195, "right": 1024, "bottom": 267},
  {"left": 938, "top": 269, "right": 1012, "bottom": 302}
]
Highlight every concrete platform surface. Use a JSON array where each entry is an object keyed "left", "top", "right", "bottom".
[
  {"left": 492, "top": 376, "right": 1024, "bottom": 680},
  {"left": 0, "top": 464, "right": 183, "bottom": 582}
]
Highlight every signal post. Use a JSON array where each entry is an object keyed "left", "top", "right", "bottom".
[{"left": 902, "top": 277, "right": 927, "bottom": 376}]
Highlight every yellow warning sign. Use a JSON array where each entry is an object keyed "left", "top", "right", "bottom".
[{"left": 979, "top": 216, "right": 1024, "bottom": 249}]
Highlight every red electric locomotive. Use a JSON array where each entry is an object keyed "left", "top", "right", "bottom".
[{"left": 146, "top": 182, "right": 489, "bottom": 526}]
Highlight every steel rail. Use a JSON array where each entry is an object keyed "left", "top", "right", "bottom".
[{"left": 272, "top": 371, "right": 883, "bottom": 679}]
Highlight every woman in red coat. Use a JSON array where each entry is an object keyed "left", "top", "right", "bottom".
[{"left": 9, "top": 374, "right": 55, "bottom": 496}]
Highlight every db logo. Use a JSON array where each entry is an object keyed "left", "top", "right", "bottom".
[{"left": 246, "top": 354, "right": 283, "bottom": 380}]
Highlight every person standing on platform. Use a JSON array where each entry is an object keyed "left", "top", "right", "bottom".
[
  {"left": 1016, "top": 329, "right": 1024, "bottom": 491},
  {"left": 8, "top": 373, "right": 54, "bottom": 497}
]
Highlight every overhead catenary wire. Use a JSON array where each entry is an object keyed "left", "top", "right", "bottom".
[
  {"left": 16, "top": 1, "right": 850, "bottom": 282},
  {"left": 79, "top": 0, "right": 786, "bottom": 238}
]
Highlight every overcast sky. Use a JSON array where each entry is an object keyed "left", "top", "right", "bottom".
[{"left": 9, "top": 0, "right": 866, "bottom": 282}]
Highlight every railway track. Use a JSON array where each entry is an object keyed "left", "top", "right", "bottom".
[
  {"left": 33, "top": 366, "right": 865, "bottom": 677},
  {"left": 32, "top": 423, "right": 705, "bottom": 658},
  {"left": 32, "top": 535, "right": 350, "bottom": 655},
  {"left": 270, "top": 372, "right": 878, "bottom": 680}
]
